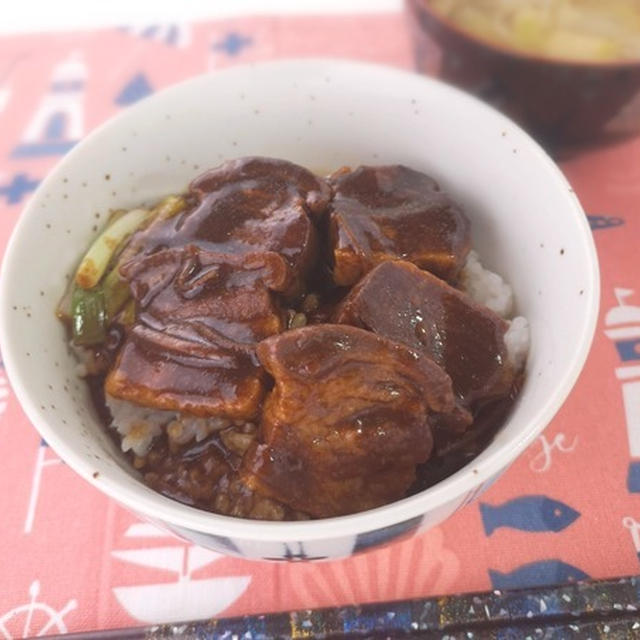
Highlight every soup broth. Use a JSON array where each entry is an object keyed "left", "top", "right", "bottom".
[{"left": 430, "top": 0, "right": 640, "bottom": 61}]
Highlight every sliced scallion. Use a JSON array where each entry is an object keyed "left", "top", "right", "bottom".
[{"left": 75, "top": 208, "right": 151, "bottom": 290}]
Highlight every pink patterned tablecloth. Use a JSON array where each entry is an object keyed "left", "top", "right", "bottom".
[{"left": 1, "top": 10, "right": 640, "bottom": 638}]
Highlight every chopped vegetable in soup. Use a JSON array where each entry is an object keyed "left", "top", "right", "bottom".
[{"left": 430, "top": 0, "right": 640, "bottom": 61}]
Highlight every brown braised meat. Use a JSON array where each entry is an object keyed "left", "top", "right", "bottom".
[
  {"left": 191, "top": 156, "right": 331, "bottom": 220},
  {"left": 335, "top": 260, "right": 514, "bottom": 411},
  {"left": 121, "top": 246, "right": 289, "bottom": 342},
  {"left": 105, "top": 247, "right": 288, "bottom": 419},
  {"left": 125, "top": 157, "right": 331, "bottom": 297},
  {"left": 329, "top": 165, "right": 470, "bottom": 286},
  {"left": 242, "top": 324, "right": 456, "bottom": 517},
  {"left": 105, "top": 324, "right": 265, "bottom": 419}
]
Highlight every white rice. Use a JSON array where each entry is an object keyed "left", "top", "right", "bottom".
[
  {"left": 460, "top": 250, "right": 530, "bottom": 372},
  {"left": 504, "top": 316, "right": 530, "bottom": 372},
  {"left": 460, "top": 250, "right": 513, "bottom": 319},
  {"left": 69, "top": 341, "right": 95, "bottom": 378},
  {"left": 105, "top": 396, "right": 230, "bottom": 457}
]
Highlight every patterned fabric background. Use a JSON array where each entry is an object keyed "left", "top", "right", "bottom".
[{"left": 0, "top": 10, "right": 639, "bottom": 637}]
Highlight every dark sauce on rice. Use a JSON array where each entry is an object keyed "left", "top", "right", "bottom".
[
  {"left": 65, "top": 158, "right": 527, "bottom": 521},
  {"left": 85, "top": 330, "right": 522, "bottom": 520}
]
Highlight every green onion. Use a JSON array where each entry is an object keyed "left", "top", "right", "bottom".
[
  {"left": 75, "top": 208, "right": 151, "bottom": 290},
  {"left": 72, "top": 286, "right": 107, "bottom": 346},
  {"left": 102, "top": 266, "right": 132, "bottom": 321},
  {"left": 55, "top": 280, "right": 74, "bottom": 324},
  {"left": 153, "top": 195, "right": 186, "bottom": 220},
  {"left": 106, "top": 208, "right": 128, "bottom": 225},
  {"left": 67, "top": 196, "right": 186, "bottom": 343},
  {"left": 118, "top": 299, "right": 137, "bottom": 326}
]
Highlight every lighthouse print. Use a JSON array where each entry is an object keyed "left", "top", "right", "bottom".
[
  {"left": 605, "top": 289, "right": 640, "bottom": 492},
  {"left": 12, "top": 51, "right": 86, "bottom": 158}
]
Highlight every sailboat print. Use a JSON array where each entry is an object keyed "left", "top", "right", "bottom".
[{"left": 111, "top": 523, "right": 250, "bottom": 624}]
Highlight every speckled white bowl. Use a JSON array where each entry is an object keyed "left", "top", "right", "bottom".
[{"left": 0, "top": 59, "right": 599, "bottom": 561}]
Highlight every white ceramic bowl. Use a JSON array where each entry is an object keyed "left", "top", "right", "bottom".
[{"left": 0, "top": 59, "right": 599, "bottom": 561}]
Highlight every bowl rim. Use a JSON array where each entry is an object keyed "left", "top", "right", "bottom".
[
  {"left": 409, "top": 0, "right": 640, "bottom": 69},
  {"left": 0, "top": 58, "right": 600, "bottom": 542}
]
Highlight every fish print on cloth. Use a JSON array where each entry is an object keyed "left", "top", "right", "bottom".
[
  {"left": 120, "top": 24, "right": 191, "bottom": 48},
  {"left": 111, "top": 522, "right": 251, "bottom": 624},
  {"left": 0, "top": 173, "right": 40, "bottom": 205},
  {"left": 23, "top": 439, "right": 61, "bottom": 534},
  {"left": 623, "top": 516, "right": 640, "bottom": 562},
  {"left": 604, "top": 288, "right": 640, "bottom": 492},
  {"left": 588, "top": 214, "right": 625, "bottom": 230},
  {"left": 0, "top": 580, "right": 77, "bottom": 638},
  {"left": 479, "top": 495, "right": 580, "bottom": 536},
  {"left": 11, "top": 52, "right": 86, "bottom": 158},
  {"left": 115, "top": 73, "right": 154, "bottom": 106},
  {"left": 489, "top": 560, "right": 590, "bottom": 590}
]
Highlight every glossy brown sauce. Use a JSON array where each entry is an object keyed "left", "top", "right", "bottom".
[
  {"left": 78, "top": 157, "right": 523, "bottom": 520},
  {"left": 329, "top": 165, "right": 470, "bottom": 286},
  {"left": 88, "top": 363, "right": 520, "bottom": 512}
]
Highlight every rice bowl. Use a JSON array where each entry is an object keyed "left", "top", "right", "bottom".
[{"left": 0, "top": 60, "right": 598, "bottom": 559}]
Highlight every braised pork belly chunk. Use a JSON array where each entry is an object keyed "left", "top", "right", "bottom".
[
  {"left": 60, "top": 157, "right": 529, "bottom": 520},
  {"left": 335, "top": 260, "right": 514, "bottom": 408},
  {"left": 242, "top": 325, "right": 455, "bottom": 517},
  {"left": 106, "top": 322, "right": 268, "bottom": 419},
  {"left": 121, "top": 247, "right": 289, "bottom": 340},
  {"left": 329, "top": 165, "right": 470, "bottom": 286},
  {"left": 105, "top": 248, "right": 289, "bottom": 420},
  {"left": 126, "top": 157, "right": 330, "bottom": 297}
]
